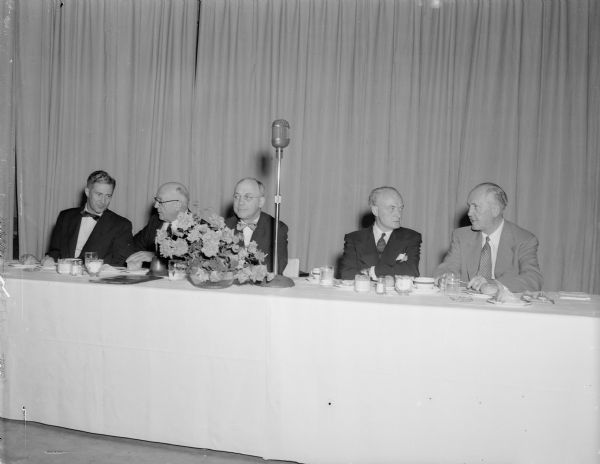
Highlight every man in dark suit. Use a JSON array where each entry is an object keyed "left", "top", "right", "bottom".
[
  {"left": 339, "top": 186, "right": 421, "bottom": 280},
  {"left": 126, "top": 182, "right": 190, "bottom": 269},
  {"left": 44, "top": 170, "right": 133, "bottom": 267},
  {"left": 225, "top": 177, "right": 288, "bottom": 274},
  {"left": 434, "top": 182, "right": 543, "bottom": 294}
]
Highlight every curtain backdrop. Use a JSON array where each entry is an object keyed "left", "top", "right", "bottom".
[
  {"left": 6, "top": 0, "right": 599, "bottom": 293},
  {"left": 0, "top": 0, "right": 15, "bottom": 263},
  {"left": 13, "top": 0, "right": 199, "bottom": 254}
]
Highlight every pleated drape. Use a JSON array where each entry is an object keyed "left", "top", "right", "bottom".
[{"left": 4, "top": 0, "right": 599, "bottom": 292}]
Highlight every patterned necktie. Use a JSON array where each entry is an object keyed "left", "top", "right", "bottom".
[
  {"left": 81, "top": 210, "right": 100, "bottom": 221},
  {"left": 376, "top": 233, "right": 387, "bottom": 254},
  {"left": 478, "top": 236, "right": 492, "bottom": 279}
]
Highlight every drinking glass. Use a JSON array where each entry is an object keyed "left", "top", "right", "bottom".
[
  {"left": 444, "top": 272, "right": 461, "bottom": 299},
  {"left": 85, "top": 258, "right": 103, "bottom": 277},
  {"left": 57, "top": 258, "right": 72, "bottom": 275},
  {"left": 70, "top": 258, "right": 83, "bottom": 276},
  {"left": 319, "top": 266, "right": 334, "bottom": 287},
  {"left": 354, "top": 274, "right": 370, "bottom": 293},
  {"left": 395, "top": 275, "right": 413, "bottom": 295}
]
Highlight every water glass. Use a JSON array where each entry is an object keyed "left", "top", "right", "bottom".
[
  {"left": 85, "top": 258, "right": 103, "bottom": 277},
  {"left": 354, "top": 274, "right": 370, "bottom": 293},
  {"left": 57, "top": 258, "right": 72, "bottom": 274},
  {"left": 395, "top": 275, "right": 413, "bottom": 295},
  {"left": 319, "top": 266, "right": 334, "bottom": 287},
  {"left": 70, "top": 258, "right": 83, "bottom": 276},
  {"left": 444, "top": 272, "right": 461, "bottom": 299}
]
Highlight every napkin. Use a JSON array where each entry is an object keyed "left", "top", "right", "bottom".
[{"left": 558, "top": 291, "right": 591, "bottom": 301}]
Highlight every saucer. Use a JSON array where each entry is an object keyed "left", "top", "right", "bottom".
[{"left": 412, "top": 286, "right": 439, "bottom": 295}]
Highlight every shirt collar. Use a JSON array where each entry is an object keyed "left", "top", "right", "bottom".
[
  {"left": 482, "top": 219, "right": 504, "bottom": 247},
  {"left": 372, "top": 224, "right": 392, "bottom": 243}
]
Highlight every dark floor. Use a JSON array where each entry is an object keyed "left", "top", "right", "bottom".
[{"left": 0, "top": 419, "right": 298, "bottom": 464}]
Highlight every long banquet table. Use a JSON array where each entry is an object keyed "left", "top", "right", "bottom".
[{"left": 1, "top": 266, "right": 599, "bottom": 464}]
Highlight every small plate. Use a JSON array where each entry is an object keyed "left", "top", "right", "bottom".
[
  {"left": 487, "top": 298, "right": 532, "bottom": 307},
  {"left": 465, "top": 290, "right": 492, "bottom": 299},
  {"left": 9, "top": 263, "right": 40, "bottom": 269},
  {"left": 124, "top": 269, "right": 150, "bottom": 276},
  {"left": 412, "top": 287, "right": 440, "bottom": 295}
]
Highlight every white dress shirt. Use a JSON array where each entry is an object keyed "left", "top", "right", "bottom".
[
  {"left": 481, "top": 219, "right": 504, "bottom": 279},
  {"left": 74, "top": 209, "right": 101, "bottom": 258}
]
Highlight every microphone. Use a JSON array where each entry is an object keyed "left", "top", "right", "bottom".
[
  {"left": 272, "top": 120, "right": 290, "bottom": 149},
  {"left": 264, "top": 119, "right": 294, "bottom": 287}
]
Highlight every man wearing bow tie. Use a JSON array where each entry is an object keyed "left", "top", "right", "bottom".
[
  {"left": 44, "top": 170, "right": 134, "bottom": 266},
  {"left": 126, "top": 182, "right": 190, "bottom": 270},
  {"left": 339, "top": 186, "right": 421, "bottom": 280},
  {"left": 225, "top": 177, "right": 288, "bottom": 274}
]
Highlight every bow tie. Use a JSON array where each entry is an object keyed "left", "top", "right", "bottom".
[
  {"left": 81, "top": 210, "right": 101, "bottom": 221},
  {"left": 240, "top": 221, "right": 257, "bottom": 231}
]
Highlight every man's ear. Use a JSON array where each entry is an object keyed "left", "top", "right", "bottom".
[
  {"left": 84, "top": 187, "right": 90, "bottom": 199},
  {"left": 259, "top": 196, "right": 266, "bottom": 209},
  {"left": 371, "top": 205, "right": 378, "bottom": 217}
]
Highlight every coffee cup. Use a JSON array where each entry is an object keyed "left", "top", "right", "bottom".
[{"left": 413, "top": 276, "right": 435, "bottom": 291}]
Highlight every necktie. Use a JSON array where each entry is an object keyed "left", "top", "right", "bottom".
[
  {"left": 240, "top": 221, "right": 257, "bottom": 231},
  {"left": 478, "top": 236, "right": 492, "bottom": 279},
  {"left": 81, "top": 210, "right": 100, "bottom": 221},
  {"left": 376, "top": 233, "right": 387, "bottom": 254}
]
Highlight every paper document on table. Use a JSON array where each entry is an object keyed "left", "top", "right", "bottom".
[{"left": 558, "top": 291, "right": 591, "bottom": 301}]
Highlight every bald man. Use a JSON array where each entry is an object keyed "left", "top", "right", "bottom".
[
  {"left": 126, "top": 182, "right": 190, "bottom": 270},
  {"left": 435, "top": 182, "right": 543, "bottom": 294},
  {"left": 339, "top": 186, "right": 421, "bottom": 280}
]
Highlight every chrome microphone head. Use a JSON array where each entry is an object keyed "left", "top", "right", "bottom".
[{"left": 272, "top": 119, "right": 290, "bottom": 149}]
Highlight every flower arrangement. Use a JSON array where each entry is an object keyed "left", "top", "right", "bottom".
[{"left": 156, "top": 211, "right": 273, "bottom": 284}]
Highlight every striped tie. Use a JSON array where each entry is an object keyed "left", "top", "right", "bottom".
[
  {"left": 376, "top": 233, "right": 387, "bottom": 255},
  {"left": 478, "top": 236, "right": 492, "bottom": 279}
]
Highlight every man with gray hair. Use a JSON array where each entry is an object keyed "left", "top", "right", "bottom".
[
  {"left": 435, "top": 182, "right": 543, "bottom": 294},
  {"left": 225, "top": 177, "right": 288, "bottom": 274},
  {"left": 126, "top": 181, "right": 190, "bottom": 269},
  {"left": 339, "top": 186, "right": 421, "bottom": 280}
]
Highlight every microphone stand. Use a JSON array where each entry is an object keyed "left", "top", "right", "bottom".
[{"left": 264, "top": 145, "right": 294, "bottom": 288}]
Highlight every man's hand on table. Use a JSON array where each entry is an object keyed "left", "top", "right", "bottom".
[
  {"left": 125, "top": 251, "right": 155, "bottom": 271},
  {"left": 468, "top": 276, "right": 499, "bottom": 295}
]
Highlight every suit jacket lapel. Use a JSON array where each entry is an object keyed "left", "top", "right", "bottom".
[
  {"left": 250, "top": 213, "right": 267, "bottom": 245},
  {"left": 495, "top": 222, "right": 513, "bottom": 278},
  {"left": 466, "top": 232, "right": 482, "bottom": 279},
  {"left": 361, "top": 228, "right": 380, "bottom": 264},
  {"left": 81, "top": 212, "right": 110, "bottom": 254},
  {"left": 67, "top": 214, "right": 83, "bottom": 257},
  {"left": 382, "top": 229, "right": 403, "bottom": 261}
]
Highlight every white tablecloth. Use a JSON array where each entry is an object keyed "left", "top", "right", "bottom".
[{"left": 1, "top": 267, "right": 599, "bottom": 464}]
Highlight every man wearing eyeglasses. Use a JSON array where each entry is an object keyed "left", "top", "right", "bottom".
[
  {"left": 126, "top": 182, "right": 190, "bottom": 270},
  {"left": 224, "top": 177, "right": 288, "bottom": 274},
  {"left": 339, "top": 186, "right": 421, "bottom": 280},
  {"left": 43, "top": 170, "right": 134, "bottom": 267}
]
